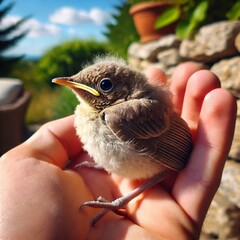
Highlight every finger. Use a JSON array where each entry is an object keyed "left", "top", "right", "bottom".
[
  {"left": 144, "top": 67, "right": 167, "bottom": 85},
  {"left": 2, "top": 115, "right": 82, "bottom": 168},
  {"left": 172, "top": 89, "right": 236, "bottom": 227},
  {"left": 170, "top": 62, "right": 203, "bottom": 114},
  {"left": 181, "top": 70, "right": 221, "bottom": 136},
  {"left": 117, "top": 178, "right": 197, "bottom": 239},
  {"left": 88, "top": 218, "right": 160, "bottom": 240}
]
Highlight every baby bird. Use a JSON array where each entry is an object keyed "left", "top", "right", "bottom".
[{"left": 52, "top": 56, "right": 193, "bottom": 225}]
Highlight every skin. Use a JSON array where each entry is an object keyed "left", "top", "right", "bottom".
[{"left": 0, "top": 63, "right": 236, "bottom": 240}]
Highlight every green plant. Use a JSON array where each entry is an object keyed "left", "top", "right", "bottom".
[
  {"left": 104, "top": 1, "right": 139, "bottom": 58},
  {"left": 10, "top": 39, "right": 110, "bottom": 124},
  {"left": 37, "top": 39, "right": 110, "bottom": 87},
  {"left": 155, "top": 0, "right": 240, "bottom": 39},
  {"left": 6, "top": 59, "right": 39, "bottom": 88},
  {"left": 129, "top": 0, "right": 240, "bottom": 39},
  {"left": 51, "top": 87, "right": 78, "bottom": 120},
  {"left": 128, "top": 0, "right": 163, "bottom": 4},
  {"left": 0, "top": 0, "right": 29, "bottom": 76},
  {"left": 25, "top": 83, "right": 79, "bottom": 124},
  {"left": 128, "top": 0, "right": 187, "bottom": 5}
]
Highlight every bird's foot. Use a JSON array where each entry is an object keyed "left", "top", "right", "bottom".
[
  {"left": 75, "top": 161, "right": 105, "bottom": 171},
  {"left": 81, "top": 195, "right": 129, "bottom": 225},
  {"left": 81, "top": 171, "right": 167, "bottom": 226},
  {"left": 82, "top": 195, "right": 127, "bottom": 210}
]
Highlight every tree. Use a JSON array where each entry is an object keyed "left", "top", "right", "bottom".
[
  {"left": 104, "top": 1, "right": 139, "bottom": 59},
  {"left": 37, "top": 39, "right": 110, "bottom": 86},
  {"left": 0, "top": 0, "right": 29, "bottom": 76}
]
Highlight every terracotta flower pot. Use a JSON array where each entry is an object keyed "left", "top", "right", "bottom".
[{"left": 129, "top": 1, "right": 176, "bottom": 43}]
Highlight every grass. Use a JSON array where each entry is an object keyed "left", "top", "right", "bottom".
[
  {"left": 26, "top": 86, "right": 79, "bottom": 124},
  {"left": 8, "top": 59, "right": 79, "bottom": 125}
]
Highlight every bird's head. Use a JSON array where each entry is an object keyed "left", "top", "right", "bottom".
[{"left": 52, "top": 57, "right": 151, "bottom": 111}]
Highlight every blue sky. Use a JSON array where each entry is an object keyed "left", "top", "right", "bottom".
[{"left": 2, "top": 0, "right": 121, "bottom": 57}]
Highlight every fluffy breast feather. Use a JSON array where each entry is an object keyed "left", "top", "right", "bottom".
[{"left": 74, "top": 104, "right": 165, "bottom": 179}]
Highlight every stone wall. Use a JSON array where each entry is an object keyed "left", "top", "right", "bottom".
[{"left": 128, "top": 21, "right": 240, "bottom": 240}]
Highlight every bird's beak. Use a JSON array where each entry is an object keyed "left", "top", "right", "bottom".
[{"left": 52, "top": 77, "right": 100, "bottom": 97}]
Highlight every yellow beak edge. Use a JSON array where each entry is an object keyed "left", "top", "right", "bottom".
[{"left": 52, "top": 77, "right": 100, "bottom": 97}]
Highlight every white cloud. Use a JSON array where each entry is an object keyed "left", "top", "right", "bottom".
[
  {"left": 89, "top": 8, "right": 111, "bottom": 25},
  {"left": 68, "top": 28, "right": 77, "bottom": 34},
  {"left": 26, "top": 19, "right": 60, "bottom": 37},
  {"left": 50, "top": 7, "right": 88, "bottom": 25},
  {"left": 0, "top": 15, "right": 61, "bottom": 38},
  {"left": 0, "top": 15, "right": 20, "bottom": 27},
  {"left": 50, "top": 7, "right": 111, "bottom": 26}
]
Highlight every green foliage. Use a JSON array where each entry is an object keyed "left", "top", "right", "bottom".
[
  {"left": 6, "top": 59, "right": 39, "bottom": 88},
  {"left": 0, "top": 0, "right": 29, "bottom": 76},
  {"left": 128, "top": 0, "right": 162, "bottom": 4},
  {"left": 154, "top": 0, "right": 240, "bottom": 39},
  {"left": 128, "top": 0, "right": 188, "bottom": 5},
  {"left": 51, "top": 87, "right": 79, "bottom": 120},
  {"left": 36, "top": 39, "right": 110, "bottom": 86},
  {"left": 25, "top": 75, "right": 79, "bottom": 124},
  {"left": 104, "top": 1, "right": 139, "bottom": 58},
  {"left": 155, "top": 5, "right": 181, "bottom": 29},
  {"left": 176, "top": 1, "right": 208, "bottom": 38},
  {"left": 5, "top": 39, "right": 111, "bottom": 123},
  {"left": 205, "top": 0, "right": 239, "bottom": 22},
  {"left": 227, "top": 1, "right": 240, "bottom": 20}
]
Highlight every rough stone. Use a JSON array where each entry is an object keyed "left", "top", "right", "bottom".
[
  {"left": 202, "top": 161, "right": 240, "bottom": 239},
  {"left": 127, "top": 42, "right": 142, "bottom": 59},
  {"left": 211, "top": 56, "right": 240, "bottom": 98},
  {"left": 139, "top": 60, "right": 157, "bottom": 70},
  {"left": 201, "top": 160, "right": 240, "bottom": 240},
  {"left": 237, "top": 100, "right": 240, "bottom": 118},
  {"left": 157, "top": 48, "right": 182, "bottom": 67},
  {"left": 128, "top": 56, "right": 142, "bottom": 70},
  {"left": 229, "top": 116, "right": 240, "bottom": 161},
  {"left": 235, "top": 32, "right": 240, "bottom": 52},
  {"left": 202, "top": 190, "right": 240, "bottom": 240},
  {"left": 140, "top": 61, "right": 168, "bottom": 72},
  {"left": 165, "top": 66, "right": 178, "bottom": 79},
  {"left": 128, "top": 20, "right": 240, "bottom": 240},
  {"left": 180, "top": 21, "right": 240, "bottom": 63},
  {"left": 219, "top": 161, "right": 240, "bottom": 208},
  {"left": 128, "top": 34, "right": 181, "bottom": 61},
  {"left": 200, "top": 232, "right": 218, "bottom": 240}
]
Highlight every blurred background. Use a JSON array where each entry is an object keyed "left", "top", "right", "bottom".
[
  {"left": 0, "top": 0, "right": 139, "bottom": 124},
  {"left": 1, "top": 1, "right": 240, "bottom": 239}
]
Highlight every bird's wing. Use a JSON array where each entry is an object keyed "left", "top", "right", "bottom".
[
  {"left": 101, "top": 98, "right": 171, "bottom": 142},
  {"left": 101, "top": 98, "right": 193, "bottom": 172}
]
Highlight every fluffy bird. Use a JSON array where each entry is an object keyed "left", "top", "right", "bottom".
[{"left": 52, "top": 57, "right": 193, "bottom": 225}]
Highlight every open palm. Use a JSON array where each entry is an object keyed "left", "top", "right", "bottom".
[{"left": 0, "top": 63, "right": 236, "bottom": 240}]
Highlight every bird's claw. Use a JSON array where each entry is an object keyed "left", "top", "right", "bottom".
[
  {"left": 75, "top": 161, "right": 104, "bottom": 170},
  {"left": 80, "top": 172, "right": 167, "bottom": 226},
  {"left": 81, "top": 196, "right": 125, "bottom": 210},
  {"left": 81, "top": 196, "right": 127, "bottom": 226}
]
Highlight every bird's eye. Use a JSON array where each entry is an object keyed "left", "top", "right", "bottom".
[{"left": 99, "top": 78, "right": 113, "bottom": 92}]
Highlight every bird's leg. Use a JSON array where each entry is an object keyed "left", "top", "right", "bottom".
[
  {"left": 81, "top": 170, "right": 167, "bottom": 225},
  {"left": 75, "top": 161, "right": 105, "bottom": 171}
]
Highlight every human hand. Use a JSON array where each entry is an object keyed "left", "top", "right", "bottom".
[{"left": 0, "top": 63, "right": 236, "bottom": 240}]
